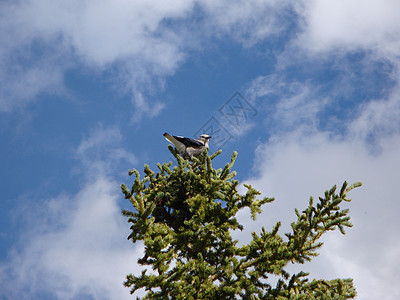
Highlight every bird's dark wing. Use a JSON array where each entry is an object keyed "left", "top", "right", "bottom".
[{"left": 173, "top": 136, "right": 204, "bottom": 148}]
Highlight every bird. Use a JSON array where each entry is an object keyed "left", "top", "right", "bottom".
[{"left": 163, "top": 133, "right": 212, "bottom": 158}]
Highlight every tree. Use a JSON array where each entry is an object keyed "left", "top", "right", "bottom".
[{"left": 121, "top": 147, "right": 361, "bottom": 299}]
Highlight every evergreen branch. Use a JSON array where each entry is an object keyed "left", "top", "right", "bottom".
[{"left": 284, "top": 181, "right": 360, "bottom": 264}]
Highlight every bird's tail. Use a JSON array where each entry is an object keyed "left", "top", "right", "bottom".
[
  {"left": 163, "top": 132, "right": 181, "bottom": 148},
  {"left": 163, "top": 132, "right": 174, "bottom": 143},
  {"left": 163, "top": 132, "right": 188, "bottom": 156}
]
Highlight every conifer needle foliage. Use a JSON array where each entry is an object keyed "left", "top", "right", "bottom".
[{"left": 121, "top": 147, "right": 361, "bottom": 299}]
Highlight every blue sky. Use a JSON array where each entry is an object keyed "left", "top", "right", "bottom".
[{"left": 1, "top": 0, "right": 400, "bottom": 299}]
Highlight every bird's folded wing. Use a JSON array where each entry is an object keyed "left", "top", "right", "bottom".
[{"left": 173, "top": 136, "right": 204, "bottom": 148}]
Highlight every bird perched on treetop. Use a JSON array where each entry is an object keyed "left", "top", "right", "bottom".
[{"left": 163, "top": 133, "right": 212, "bottom": 159}]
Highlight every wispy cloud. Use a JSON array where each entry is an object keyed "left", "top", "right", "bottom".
[
  {"left": 295, "top": 0, "right": 400, "bottom": 59},
  {"left": 198, "top": 0, "right": 293, "bottom": 45},
  {"left": 236, "top": 1, "right": 400, "bottom": 299},
  {"left": 75, "top": 124, "right": 136, "bottom": 176},
  {"left": 349, "top": 84, "right": 400, "bottom": 144},
  {"left": 0, "top": 0, "right": 295, "bottom": 117},
  {"left": 0, "top": 51, "right": 65, "bottom": 112},
  {"left": 0, "top": 125, "right": 142, "bottom": 299},
  {"left": 236, "top": 128, "right": 400, "bottom": 299},
  {"left": 0, "top": 0, "right": 193, "bottom": 116},
  {"left": 1, "top": 176, "right": 144, "bottom": 300},
  {"left": 246, "top": 75, "right": 329, "bottom": 134}
]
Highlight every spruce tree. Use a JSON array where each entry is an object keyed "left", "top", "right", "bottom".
[{"left": 121, "top": 147, "right": 361, "bottom": 299}]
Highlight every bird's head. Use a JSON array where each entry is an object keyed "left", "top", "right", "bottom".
[{"left": 198, "top": 134, "right": 212, "bottom": 146}]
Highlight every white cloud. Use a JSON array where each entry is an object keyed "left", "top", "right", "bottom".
[
  {"left": 0, "top": 51, "right": 65, "bottom": 112},
  {"left": 0, "top": 0, "right": 295, "bottom": 116},
  {"left": 75, "top": 124, "right": 137, "bottom": 176},
  {"left": 236, "top": 128, "right": 400, "bottom": 299},
  {"left": 198, "top": 0, "right": 292, "bottom": 45},
  {"left": 240, "top": 1, "right": 400, "bottom": 288},
  {"left": 0, "top": 0, "right": 194, "bottom": 115},
  {"left": 245, "top": 75, "right": 330, "bottom": 133},
  {"left": 238, "top": 58, "right": 400, "bottom": 299},
  {"left": 0, "top": 176, "right": 144, "bottom": 300},
  {"left": 0, "top": 124, "right": 143, "bottom": 299},
  {"left": 233, "top": 3, "right": 400, "bottom": 297},
  {"left": 3, "top": 0, "right": 399, "bottom": 118},
  {"left": 349, "top": 85, "right": 400, "bottom": 143},
  {"left": 295, "top": 0, "right": 400, "bottom": 59},
  {"left": 1, "top": 0, "right": 193, "bottom": 67}
]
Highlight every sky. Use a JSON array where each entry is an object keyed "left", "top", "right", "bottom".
[{"left": 1, "top": 0, "right": 400, "bottom": 299}]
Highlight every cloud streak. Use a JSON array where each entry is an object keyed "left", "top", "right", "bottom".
[
  {"left": 75, "top": 124, "right": 137, "bottom": 176},
  {"left": 296, "top": 0, "right": 400, "bottom": 59},
  {"left": 0, "top": 125, "right": 142, "bottom": 299},
  {"left": 0, "top": 0, "right": 296, "bottom": 117},
  {"left": 0, "top": 0, "right": 193, "bottom": 115},
  {"left": 1, "top": 176, "right": 144, "bottom": 300},
  {"left": 237, "top": 2, "right": 400, "bottom": 296},
  {"left": 237, "top": 128, "right": 400, "bottom": 299}
]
